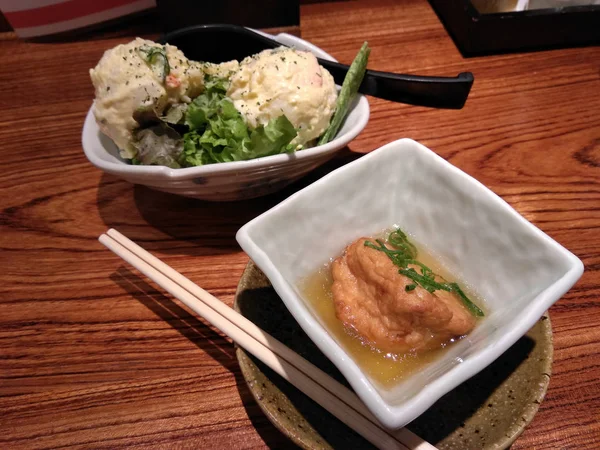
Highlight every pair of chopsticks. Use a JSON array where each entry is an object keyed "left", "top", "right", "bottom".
[{"left": 99, "top": 229, "right": 437, "bottom": 450}]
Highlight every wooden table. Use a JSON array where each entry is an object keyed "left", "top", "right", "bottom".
[{"left": 1, "top": 0, "right": 599, "bottom": 448}]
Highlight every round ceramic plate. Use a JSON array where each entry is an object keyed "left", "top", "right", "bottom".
[{"left": 233, "top": 261, "right": 553, "bottom": 450}]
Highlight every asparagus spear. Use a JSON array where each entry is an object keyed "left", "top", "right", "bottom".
[{"left": 318, "top": 42, "right": 371, "bottom": 145}]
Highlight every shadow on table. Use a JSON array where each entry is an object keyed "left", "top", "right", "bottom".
[
  {"left": 234, "top": 283, "right": 537, "bottom": 449},
  {"left": 109, "top": 266, "right": 298, "bottom": 449},
  {"left": 96, "top": 147, "right": 363, "bottom": 257},
  {"left": 110, "top": 266, "right": 237, "bottom": 369}
]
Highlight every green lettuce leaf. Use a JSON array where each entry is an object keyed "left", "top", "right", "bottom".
[
  {"left": 180, "top": 76, "right": 297, "bottom": 167},
  {"left": 246, "top": 115, "right": 297, "bottom": 159},
  {"left": 132, "top": 123, "right": 183, "bottom": 168},
  {"left": 163, "top": 103, "right": 188, "bottom": 124}
]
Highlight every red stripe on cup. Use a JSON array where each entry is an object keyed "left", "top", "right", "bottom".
[{"left": 4, "top": 0, "right": 143, "bottom": 28}]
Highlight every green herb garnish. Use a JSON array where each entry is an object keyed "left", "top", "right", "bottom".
[
  {"left": 138, "top": 45, "right": 170, "bottom": 82},
  {"left": 365, "top": 228, "right": 484, "bottom": 317},
  {"left": 318, "top": 42, "right": 370, "bottom": 145}
]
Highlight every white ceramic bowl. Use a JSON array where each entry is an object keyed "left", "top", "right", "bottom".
[
  {"left": 81, "top": 32, "right": 369, "bottom": 201},
  {"left": 236, "top": 138, "right": 583, "bottom": 429}
]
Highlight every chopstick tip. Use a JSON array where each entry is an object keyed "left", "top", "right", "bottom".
[{"left": 98, "top": 234, "right": 110, "bottom": 246}]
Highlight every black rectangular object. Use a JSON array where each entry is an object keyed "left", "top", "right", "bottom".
[
  {"left": 429, "top": 0, "right": 600, "bottom": 56},
  {"left": 156, "top": 0, "right": 299, "bottom": 32}
]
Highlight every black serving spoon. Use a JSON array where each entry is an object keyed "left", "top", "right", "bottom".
[{"left": 160, "top": 24, "right": 474, "bottom": 109}]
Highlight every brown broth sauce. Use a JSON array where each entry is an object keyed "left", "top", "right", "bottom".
[{"left": 299, "top": 238, "right": 484, "bottom": 388}]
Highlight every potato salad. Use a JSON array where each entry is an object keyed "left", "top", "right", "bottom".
[{"left": 89, "top": 38, "right": 369, "bottom": 167}]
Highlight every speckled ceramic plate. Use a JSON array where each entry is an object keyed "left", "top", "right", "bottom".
[{"left": 233, "top": 261, "right": 553, "bottom": 450}]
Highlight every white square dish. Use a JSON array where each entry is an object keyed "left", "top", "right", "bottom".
[{"left": 236, "top": 138, "right": 583, "bottom": 429}]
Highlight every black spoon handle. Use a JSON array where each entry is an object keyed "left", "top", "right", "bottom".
[
  {"left": 161, "top": 24, "right": 474, "bottom": 109},
  {"left": 320, "top": 59, "right": 474, "bottom": 109}
]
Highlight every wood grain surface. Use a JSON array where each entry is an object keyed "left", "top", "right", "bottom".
[{"left": 1, "top": 0, "right": 599, "bottom": 448}]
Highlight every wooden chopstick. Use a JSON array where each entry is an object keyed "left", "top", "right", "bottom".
[{"left": 99, "top": 229, "right": 437, "bottom": 450}]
